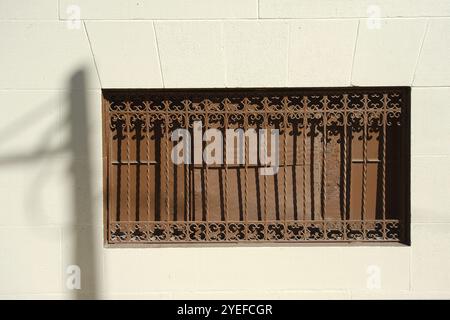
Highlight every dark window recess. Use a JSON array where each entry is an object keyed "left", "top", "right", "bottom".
[{"left": 102, "top": 87, "right": 410, "bottom": 244}]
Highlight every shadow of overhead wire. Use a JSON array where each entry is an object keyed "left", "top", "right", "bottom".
[{"left": 0, "top": 68, "right": 98, "bottom": 299}]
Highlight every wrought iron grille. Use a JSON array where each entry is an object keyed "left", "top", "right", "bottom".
[{"left": 102, "top": 87, "right": 410, "bottom": 245}]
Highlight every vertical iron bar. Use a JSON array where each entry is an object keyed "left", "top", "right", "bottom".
[
  {"left": 322, "top": 96, "right": 328, "bottom": 239},
  {"left": 343, "top": 95, "right": 348, "bottom": 240},
  {"left": 302, "top": 96, "right": 308, "bottom": 239},
  {"left": 283, "top": 99, "right": 288, "bottom": 238},
  {"left": 263, "top": 99, "right": 269, "bottom": 240},
  {"left": 224, "top": 100, "right": 229, "bottom": 239},
  {"left": 244, "top": 102, "right": 249, "bottom": 240},
  {"left": 126, "top": 105, "right": 131, "bottom": 223},
  {"left": 146, "top": 113, "right": 151, "bottom": 223},
  {"left": 135, "top": 116, "right": 141, "bottom": 222},
  {"left": 362, "top": 95, "right": 369, "bottom": 238},
  {"left": 382, "top": 94, "right": 388, "bottom": 239},
  {"left": 184, "top": 101, "right": 190, "bottom": 237},
  {"left": 205, "top": 106, "right": 209, "bottom": 240},
  {"left": 165, "top": 103, "right": 170, "bottom": 230}
]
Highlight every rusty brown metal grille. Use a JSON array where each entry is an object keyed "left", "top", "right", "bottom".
[{"left": 102, "top": 87, "right": 410, "bottom": 245}]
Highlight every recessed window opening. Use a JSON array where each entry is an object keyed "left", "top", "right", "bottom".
[{"left": 102, "top": 87, "right": 410, "bottom": 245}]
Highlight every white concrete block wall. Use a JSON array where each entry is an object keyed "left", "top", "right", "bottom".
[{"left": 0, "top": 0, "right": 449, "bottom": 299}]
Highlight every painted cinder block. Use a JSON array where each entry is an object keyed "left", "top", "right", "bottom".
[
  {"left": 411, "top": 156, "right": 450, "bottom": 223},
  {"left": 411, "top": 224, "right": 450, "bottom": 291},
  {"left": 0, "top": 227, "right": 61, "bottom": 294},
  {"left": 288, "top": 19, "right": 358, "bottom": 86},
  {"left": 224, "top": 21, "right": 289, "bottom": 87},
  {"left": 102, "top": 248, "right": 202, "bottom": 293},
  {"left": 259, "top": 0, "right": 450, "bottom": 19},
  {"left": 0, "top": 0, "right": 57, "bottom": 20},
  {"left": 414, "top": 19, "right": 450, "bottom": 86},
  {"left": 351, "top": 19, "right": 427, "bottom": 86},
  {"left": 0, "top": 22, "right": 99, "bottom": 89},
  {"left": 412, "top": 88, "right": 450, "bottom": 156},
  {"left": 85, "top": 21, "right": 163, "bottom": 88},
  {"left": 59, "top": 0, "right": 258, "bottom": 20},
  {"left": 155, "top": 21, "right": 226, "bottom": 88}
]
